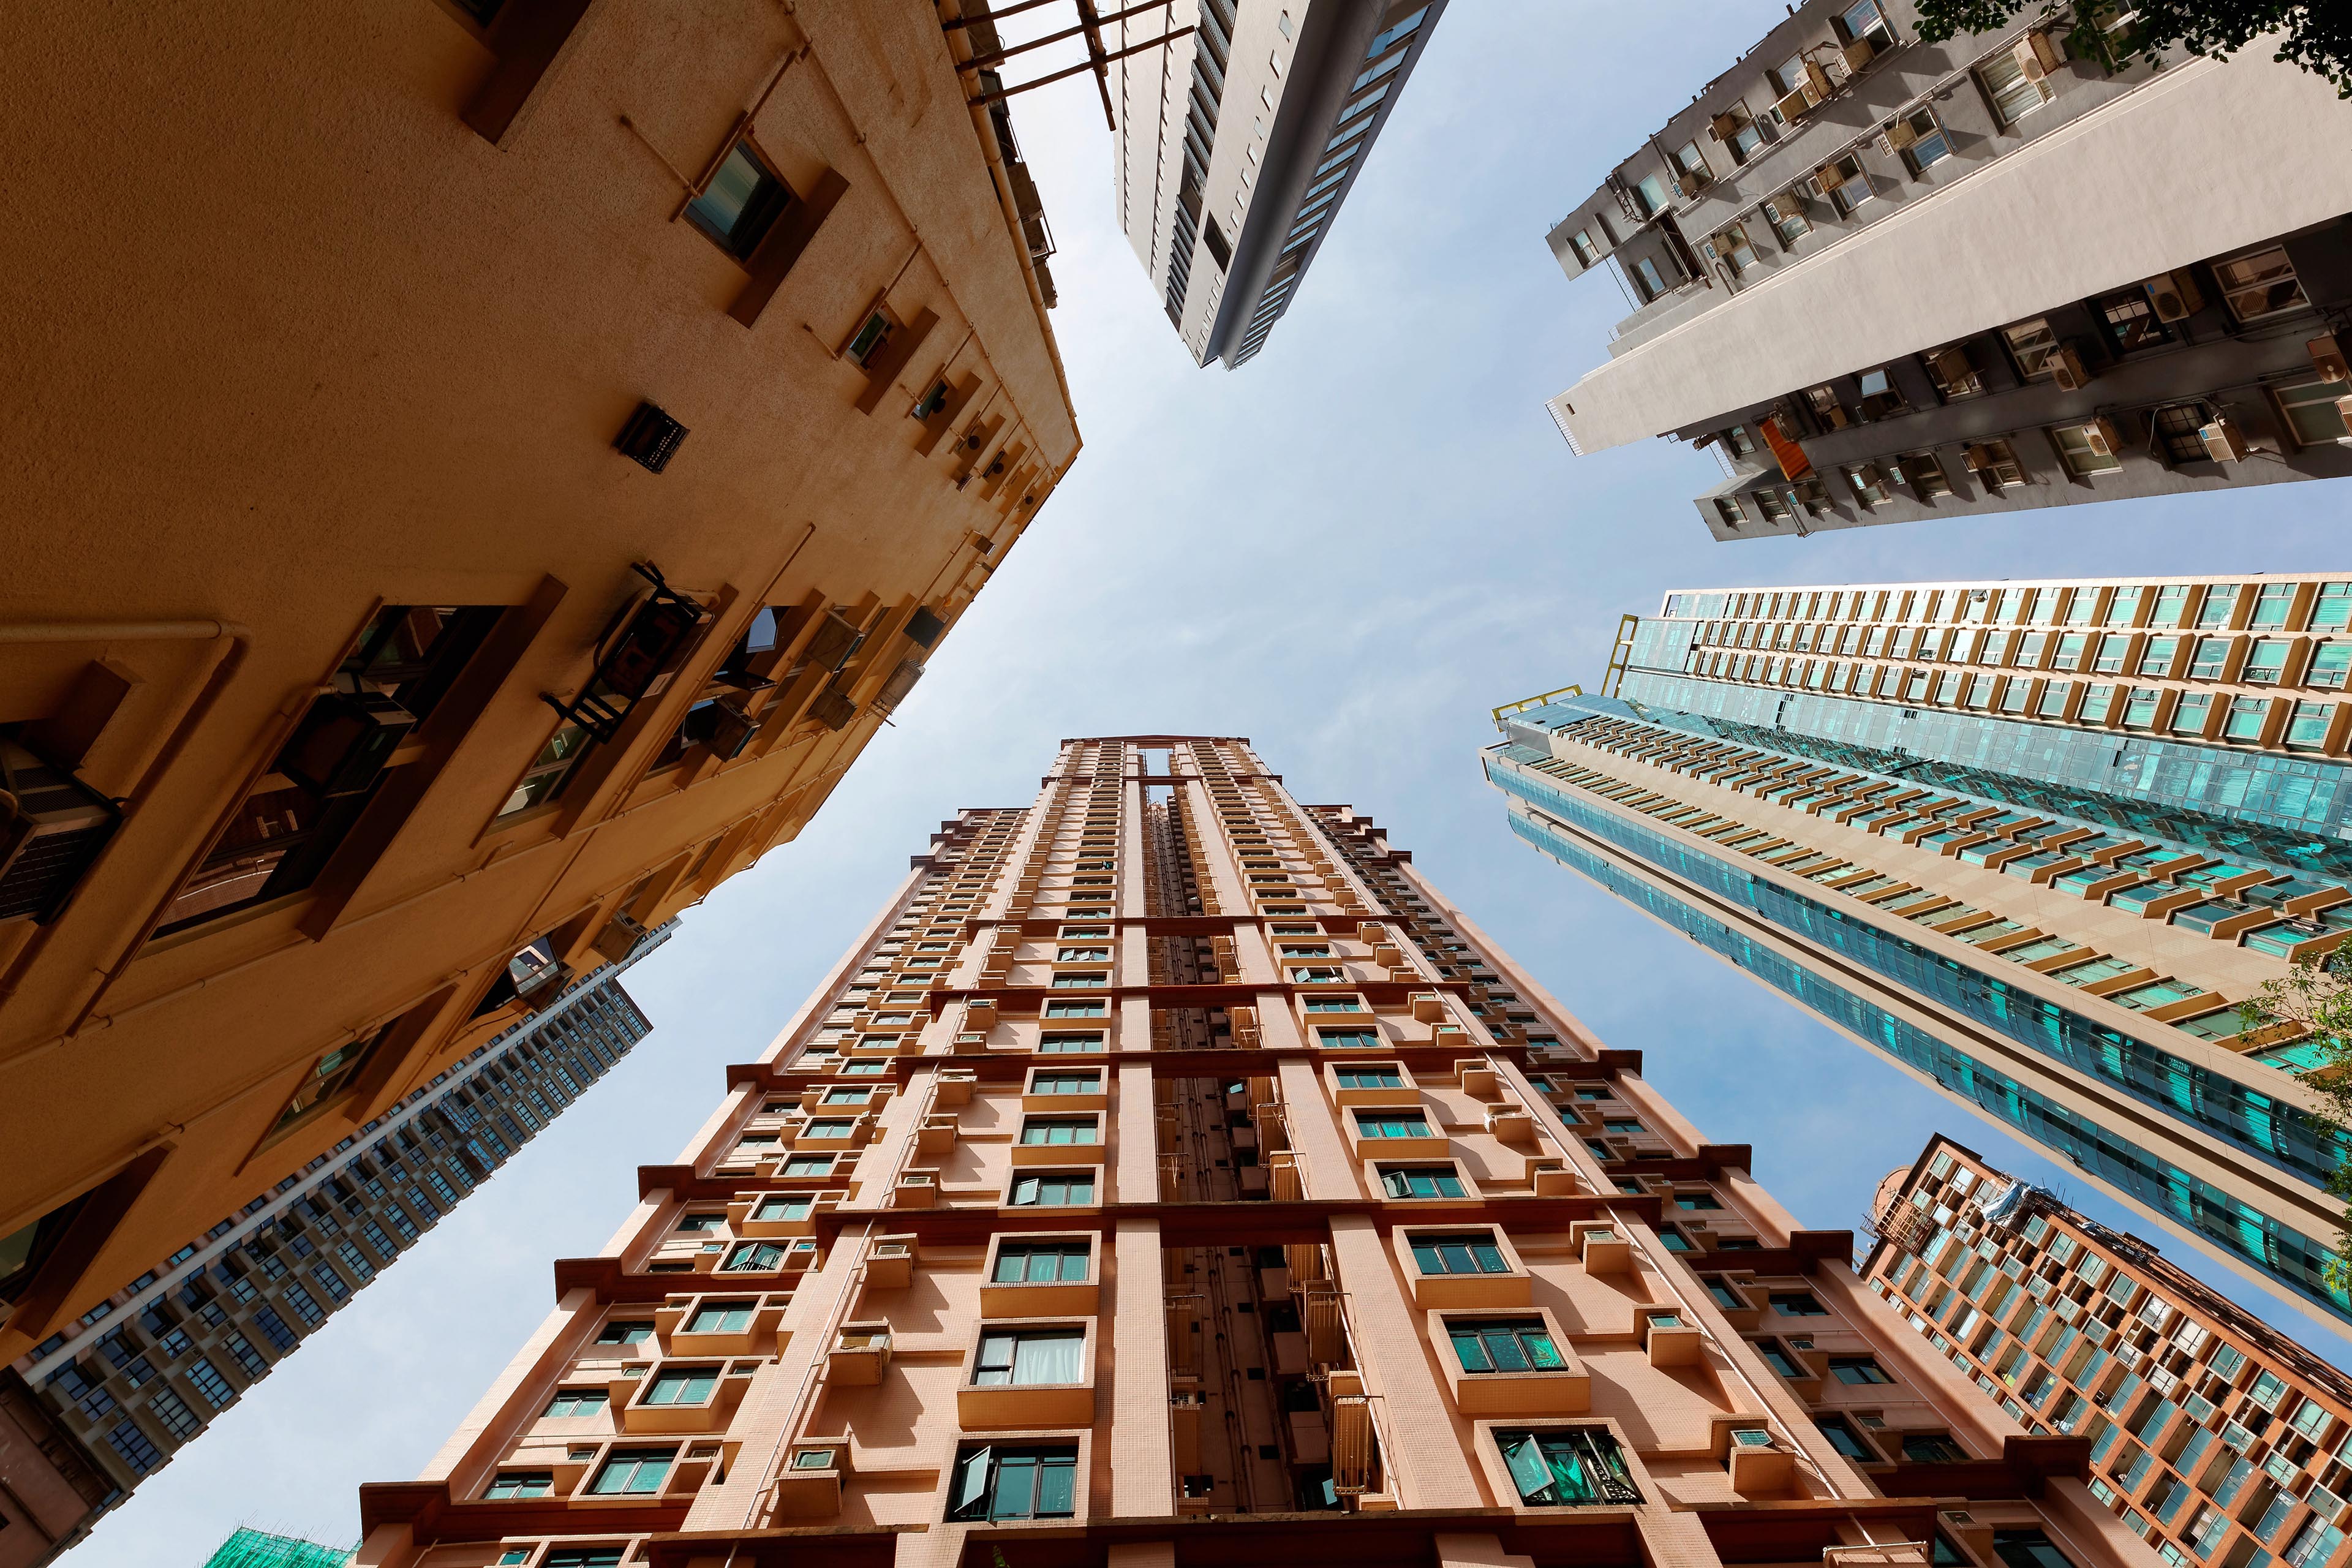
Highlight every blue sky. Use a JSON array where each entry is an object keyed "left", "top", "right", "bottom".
[{"left": 92, "top": 2, "right": 2352, "bottom": 1559}]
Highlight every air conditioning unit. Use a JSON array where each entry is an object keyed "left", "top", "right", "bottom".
[
  {"left": 2015, "top": 30, "right": 2064, "bottom": 81},
  {"left": 0, "top": 739, "right": 121, "bottom": 925},
  {"left": 1776, "top": 85, "right": 1819, "bottom": 121},
  {"left": 1856, "top": 462, "right": 1884, "bottom": 489},
  {"left": 2199, "top": 417, "right": 2250, "bottom": 463},
  {"left": 2335, "top": 394, "right": 2352, "bottom": 430},
  {"left": 278, "top": 688, "right": 416, "bottom": 799},
  {"left": 1884, "top": 119, "right": 1919, "bottom": 151},
  {"left": 1819, "top": 402, "right": 1850, "bottom": 430},
  {"left": 2144, "top": 270, "right": 2205, "bottom": 322},
  {"left": 1842, "top": 36, "right": 1877, "bottom": 73},
  {"left": 2309, "top": 334, "right": 2349, "bottom": 383},
  {"left": 1813, "top": 162, "right": 1847, "bottom": 194},
  {"left": 1708, "top": 111, "right": 1743, "bottom": 141},
  {"left": 1804, "top": 59, "right": 1832, "bottom": 96},
  {"left": 1963, "top": 443, "right": 1997, "bottom": 473},
  {"left": 593, "top": 911, "right": 651, "bottom": 964},
  {"left": 807, "top": 689, "right": 858, "bottom": 731},
  {"left": 2050, "top": 345, "right": 2092, "bottom": 391},
  {"left": 1678, "top": 168, "right": 1707, "bottom": 198},
  {"left": 2084, "top": 416, "right": 2124, "bottom": 458},
  {"left": 1931, "top": 346, "right": 1974, "bottom": 385},
  {"left": 1760, "top": 193, "right": 1795, "bottom": 224},
  {"left": 871, "top": 659, "right": 925, "bottom": 715}
]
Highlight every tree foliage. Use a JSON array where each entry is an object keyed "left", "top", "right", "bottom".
[
  {"left": 1912, "top": 0, "right": 2352, "bottom": 98},
  {"left": 2245, "top": 957, "right": 2352, "bottom": 1291}
]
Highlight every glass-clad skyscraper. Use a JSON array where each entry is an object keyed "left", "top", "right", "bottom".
[{"left": 1486, "top": 573, "right": 2352, "bottom": 1330}]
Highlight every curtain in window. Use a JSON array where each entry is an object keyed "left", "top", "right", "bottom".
[{"left": 1014, "top": 1331, "right": 1084, "bottom": 1384}]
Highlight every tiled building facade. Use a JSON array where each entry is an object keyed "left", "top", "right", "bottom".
[
  {"left": 355, "top": 737, "right": 2152, "bottom": 1568},
  {"left": 0, "top": 928, "right": 667, "bottom": 1566},
  {"left": 1867, "top": 1137, "right": 2352, "bottom": 1568},
  {"left": 1483, "top": 573, "right": 2352, "bottom": 1330},
  {"left": 1539, "top": 0, "right": 2352, "bottom": 538}
]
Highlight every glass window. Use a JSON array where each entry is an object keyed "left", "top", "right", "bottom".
[
  {"left": 2098, "top": 288, "right": 2174, "bottom": 355},
  {"left": 2246, "top": 639, "right": 2292, "bottom": 684},
  {"left": 588, "top": 1448, "right": 674, "bottom": 1496},
  {"left": 973, "top": 1328, "right": 1085, "bottom": 1385},
  {"left": 2223, "top": 696, "right": 2271, "bottom": 741},
  {"left": 949, "top": 1443, "right": 1078, "bottom": 1521},
  {"left": 1898, "top": 109, "right": 1954, "bottom": 173},
  {"left": 1815, "top": 1417, "right": 1874, "bottom": 1460},
  {"left": 2285, "top": 700, "right": 2335, "bottom": 751},
  {"left": 485, "top": 1471, "right": 553, "bottom": 1499},
  {"left": 1336, "top": 1065, "right": 1404, "bottom": 1088},
  {"left": 1830, "top": 1355, "right": 1893, "bottom": 1384},
  {"left": 2315, "top": 582, "right": 2352, "bottom": 631},
  {"left": 1381, "top": 1165, "right": 1464, "bottom": 1199},
  {"left": 1992, "top": 1529, "right": 2078, "bottom": 1568},
  {"left": 1019, "top": 1116, "right": 1099, "bottom": 1146},
  {"left": 1771, "top": 1292, "right": 1826, "bottom": 1316},
  {"left": 2309, "top": 644, "right": 2350, "bottom": 689},
  {"left": 2275, "top": 379, "right": 2352, "bottom": 447},
  {"left": 2003, "top": 318, "right": 2061, "bottom": 380},
  {"left": 597, "top": 1321, "right": 654, "bottom": 1345},
  {"left": 1567, "top": 228, "right": 1600, "bottom": 266},
  {"left": 2214, "top": 246, "right": 2308, "bottom": 322},
  {"left": 643, "top": 1366, "right": 719, "bottom": 1407},
  {"left": 685, "top": 142, "right": 793, "bottom": 259},
  {"left": 1411, "top": 1232, "right": 1509, "bottom": 1275},
  {"left": 1452, "top": 1318, "right": 1565, "bottom": 1373},
  {"left": 686, "top": 1300, "right": 755, "bottom": 1333},
  {"left": 1009, "top": 1172, "right": 1095, "bottom": 1206},
  {"left": 1978, "top": 51, "right": 2053, "bottom": 126},
  {"left": 1495, "top": 1428, "right": 1642, "bottom": 1505},
  {"left": 1635, "top": 173, "right": 1670, "bottom": 215},
  {"left": 724, "top": 1241, "right": 788, "bottom": 1272},
  {"left": 545, "top": 1387, "right": 610, "bottom": 1417},
  {"left": 1632, "top": 257, "right": 1667, "bottom": 300},
  {"left": 993, "top": 1240, "right": 1090, "bottom": 1283},
  {"left": 1355, "top": 1111, "right": 1432, "bottom": 1139}
]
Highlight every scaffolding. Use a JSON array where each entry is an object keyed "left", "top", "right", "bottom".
[{"left": 200, "top": 1528, "right": 356, "bottom": 1568}]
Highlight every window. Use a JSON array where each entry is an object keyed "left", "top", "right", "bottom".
[
  {"left": 1411, "top": 1232, "right": 1507, "bottom": 1275},
  {"left": 1336, "top": 1065, "right": 1404, "bottom": 1089},
  {"left": 1903, "top": 1433, "right": 1967, "bottom": 1462},
  {"left": 1009, "top": 1172, "right": 1095, "bottom": 1206},
  {"left": 543, "top": 1553, "right": 625, "bottom": 1568},
  {"left": 723, "top": 1242, "right": 788, "bottom": 1272},
  {"left": 1316, "top": 1028, "right": 1380, "bottom": 1049},
  {"left": 752, "top": 1196, "right": 812, "bottom": 1223},
  {"left": 2152, "top": 402, "right": 2214, "bottom": 464},
  {"left": 2287, "top": 699, "right": 2335, "bottom": 750},
  {"left": 973, "top": 1328, "right": 1085, "bottom": 1385},
  {"left": 1830, "top": 1355, "right": 1893, "bottom": 1384},
  {"left": 1632, "top": 256, "right": 1667, "bottom": 300},
  {"left": 1044, "top": 1000, "right": 1104, "bottom": 1017},
  {"left": 597, "top": 1320, "right": 654, "bottom": 1345},
  {"left": 1452, "top": 1318, "right": 1565, "bottom": 1373},
  {"left": 1494, "top": 1428, "right": 1642, "bottom": 1505},
  {"left": 271, "top": 1029, "right": 390, "bottom": 1136},
  {"left": 643, "top": 1366, "right": 719, "bottom": 1407},
  {"left": 1978, "top": 50, "right": 2053, "bottom": 126},
  {"left": 1707, "top": 222, "right": 1758, "bottom": 277},
  {"left": 685, "top": 141, "right": 792, "bottom": 260},
  {"left": 2097, "top": 288, "right": 2174, "bottom": 355},
  {"left": 949, "top": 1443, "right": 1077, "bottom": 1521},
  {"left": 2052, "top": 421, "right": 2121, "bottom": 477},
  {"left": 1839, "top": 0, "right": 1893, "bottom": 44},
  {"left": 675, "top": 1212, "right": 725, "bottom": 1232},
  {"left": 1566, "top": 228, "right": 1600, "bottom": 266},
  {"left": 1896, "top": 109, "right": 1953, "bottom": 173},
  {"left": 1030, "top": 1071, "right": 1100, "bottom": 1096},
  {"left": 2003, "top": 319, "right": 2061, "bottom": 382},
  {"left": 1355, "top": 1111, "right": 1431, "bottom": 1139},
  {"left": 589, "top": 1447, "right": 674, "bottom": 1496},
  {"left": 485, "top": 1471, "right": 554, "bottom": 1499},
  {"left": 2275, "top": 378, "right": 2352, "bottom": 446},
  {"left": 1767, "top": 189, "right": 1811, "bottom": 244},
  {"left": 1824, "top": 156, "right": 1871, "bottom": 216},
  {"left": 1771, "top": 1291, "right": 1826, "bottom": 1316},
  {"left": 1381, "top": 1165, "right": 1463, "bottom": 1199},
  {"left": 2214, "top": 246, "right": 2307, "bottom": 322},
  {"left": 2285, "top": 1517, "right": 2345, "bottom": 1568},
  {"left": 2246, "top": 639, "right": 2292, "bottom": 684},
  {"left": 1020, "top": 1117, "right": 1099, "bottom": 1146},
  {"left": 994, "top": 1240, "right": 1090, "bottom": 1283},
  {"left": 1757, "top": 1340, "right": 1803, "bottom": 1378},
  {"left": 687, "top": 1300, "right": 755, "bottom": 1334},
  {"left": 1991, "top": 1530, "right": 2077, "bottom": 1568},
  {"left": 1816, "top": 1417, "right": 1874, "bottom": 1460},
  {"left": 1305, "top": 995, "right": 1365, "bottom": 1013},
  {"left": 545, "top": 1387, "right": 609, "bottom": 1417},
  {"left": 1634, "top": 173, "right": 1670, "bottom": 216},
  {"left": 845, "top": 311, "right": 894, "bottom": 368}
]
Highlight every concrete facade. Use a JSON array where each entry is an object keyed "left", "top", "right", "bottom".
[
  {"left": 1537, "top": 0, "right": 2352, "bottom": 538},
  {"left": 354, "top": 736, "right": 2155, "bottom": 1568},
  {"left": 0, "top": 0, "right": 1080, "bottom": 1372},
  {"left": 1112, "top": 0, "right": 1446, "bottom": 367},
  {"left": 0, "top": 929, "right": 667, "bottom": 1567},
  {"left": 1866, "top": 1137, "right": 2352, "bottom": 1568},
  {"left": 1483, "top": 572, "right": 2352, "bottom": 1332}
]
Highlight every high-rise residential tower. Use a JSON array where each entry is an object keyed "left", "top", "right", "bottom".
[
  {"left": 1112, "top": 0, "right": 1446, "bottom": 368},
  {"left": 1539, "top": 0, "right": 2352, "bottom": 540},
  {"left": 0, "top": 925, "right": 670, "bottom": 1566},
  {"left": 356, "top": 736, "right": 2148, "bottom": 1568},
  {"left": 0, "top": 0, "right": 1079, "bottom": 1370},
  {"left": 1483, "top": 572, "right": 2352, "bottom": 1331},
  {"left": 1866, "top": 1136, "right": 2352, "bottom": 1568}
]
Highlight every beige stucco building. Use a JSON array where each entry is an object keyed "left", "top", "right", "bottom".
[
  {"left": 353, "top": 736, "right": 2157, "bottom": 1568},
  {"left": 0, "top": 0, "right": 1079, "bottom": 1396}
]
